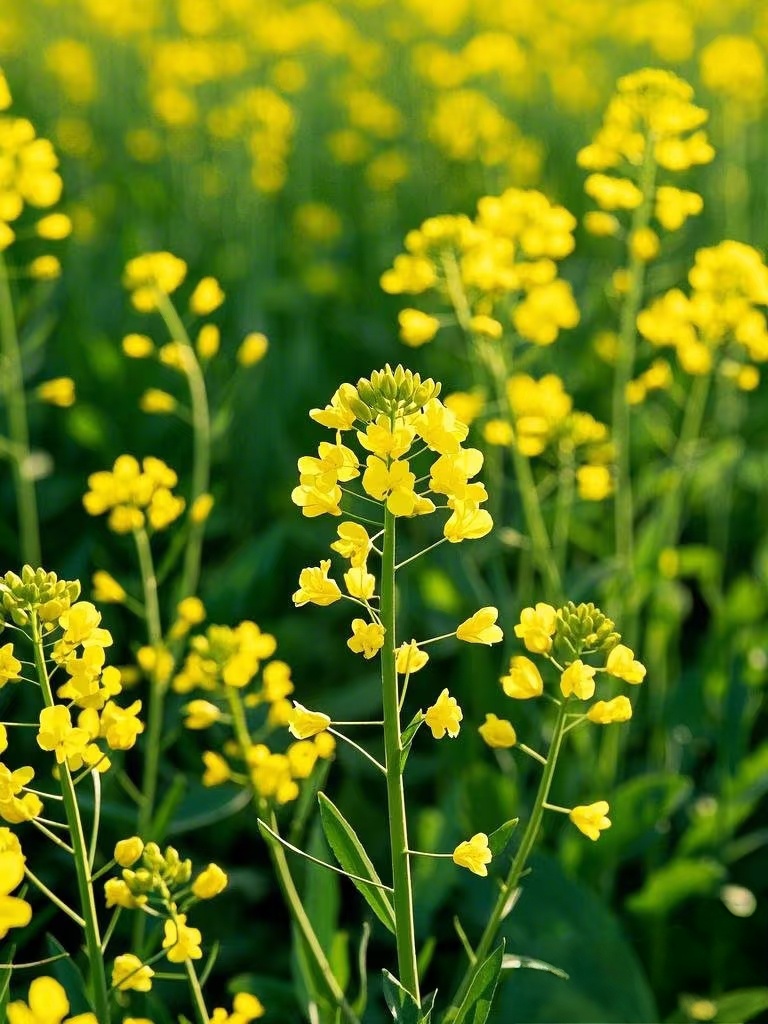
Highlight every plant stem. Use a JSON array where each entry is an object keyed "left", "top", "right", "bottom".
[
  {"left": 184, "top": 958, "right": 210, "bottom": 1024},
  {"left": 226, "top": 689, "right": 360, "bottom": 1024},
  {"left": 380, "top": 508, "right": 421, "bottom": 1004},
  {"left": 444, "top": 700, "right": 569, "bottom": 1019},
  {"left": 156, "top": 291, "right": 211, "bottom": 600},
  {"left": 134, "top": 527, "right": 165, "bottom": 840},
  {"left": 31, "top": 614, "right": 111, "bottom": 1024},
  {"left": 0, "top": 253, "right": 41, "bottom": 565},
  {"left": 611, "top": 144, "right": 657, "bottom": 633}
]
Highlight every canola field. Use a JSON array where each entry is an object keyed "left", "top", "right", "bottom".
[{"left": 0, "top": 2, "right": 767, "bottom": 1023}]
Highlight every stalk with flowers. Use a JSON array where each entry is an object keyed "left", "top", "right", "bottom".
[{"left": 235, "top": 364, "right": 648, "bottom": 1022}]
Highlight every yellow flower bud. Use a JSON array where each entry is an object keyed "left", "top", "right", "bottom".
[
  {"left": 191, "top": 862, "right": 228, "bottom": 899},
  {"left": 36, "top": 377, "right": 75, "bottom": 408},
  {"left": 478, "top": 713, "right": 517, "bottom": 748},
  {"left": 190, "top": 276, "right": 225, "bottom": 316},
  {"left": 196, "top": 323, "right": 220, "bottom": 360},
  {"left": 191, "top": 493, "right": 215, "bottom": 523},
  {"left": 122, "top": 333, "right": 155, "bottom": 358},
  {"left": 114, "top": 836, "right": 144, "bottom": 867},
  {"left": 501, "top": 656, "right": 544, "bottom": 699},
  {"left": 238, "top": 332, "right": 269, "bottom": 367},
  {"left": 140, "top": 388, "right": 176, "bottom": 414},
  {"left": 183, "top": 700, "right": 222, "bottom": 730}
]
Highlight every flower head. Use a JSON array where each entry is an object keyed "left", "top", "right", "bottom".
[
  {"left": 456, "top": 607, "right": 503, "bottom": 645},
  {"left": 478, "top": 713, "right": 517, "bottom": 748},
  {"left": 424, "top": 688, "right": 463, "bottom": 739},
  {"left": 347, "top": 619, "right": 386, "bottom": 659},
  {"left": 500, "top": 656, "right": 543, "bottom": 699},
  {"left": 288, "top": 703, "right": 331, "bottom": 739},
  {"left": 514, "top": 603, "right": 557, "bottom": 653},
  {"left": 606, "top": 644, "right": 647, "bottom": 684},
  {"left": 559, "top": 660, "right": 597, "bottom": 701},
  {"left": 569, "top": 801, "right": 611, "bottom": 841},
  {"left": 452, "top": 833, "right": 492, "bottom": 876}
]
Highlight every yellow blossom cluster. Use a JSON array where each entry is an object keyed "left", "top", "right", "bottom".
[
  {"left": 478, "top": 600, "right": 646, "bottom": 841},
  {"left": 581, "top": 69, "right": 713, "bottom": 252},
  {"left": 637, "top": 241, "right": 768, "bottom": 380},
  {"left": 173, "top": 619, "right": 334, "bottom": 804},
  {"left": 8, "top": 976, "right": 97, "bottom": 1024},
  {"left": 383, "top": 189, "right": 579, "bottom": 349},
  {"left": 83, "top": 454, "right": 186, "bottom": 534}
]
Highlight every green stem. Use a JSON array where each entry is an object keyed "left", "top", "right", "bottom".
[
  {"left": 611, "top": 143, "right": 657, "bottom": 627},
  {"left": 445, "top": 701, "right": 569, "bottom": 1019},
  {"left": 184, "top": 958, "right": 210, "bottom": 1024},
  {"left": 226, "top": 689, "right": 360, "bottom": 1024},
  {"left": 31, "top": 613, "right": 111, "bottom": 1024},
  {"left": 0, "top": 253, "right": 41, "bottom": 565},
  {"left": 155, "top": 291, "right": 211, "bottom": 600},
  {"left": 381, "top": 508, "right": 421, "bottom": 1004},
  {"left": 553, "top": 445, "right": 575, "bottom": 583},
  {"left": 135, "top": 526, "right": 165, "bottom": 839}
]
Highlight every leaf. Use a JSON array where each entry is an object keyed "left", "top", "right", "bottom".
[
  {"left": 452, "top": 941, "right": 505, "bottom": 1024},
  {"left": 318, "top": 792, "right": 396, "bottom": 933},
  {"left": 487, "top": 818, "right": 519, "bottom": 858},
  {"left": 400, "top": 711, "right": 425, "bottom": 771},
  {"left": 381, "top": 971, "right": 436, "bottom": 1023},
  {"left": 711, "top": 988, "right": 768, "bottom": 1023},
  {"left": 150, "top": 773, "right": 187, "bottom": 842},
  {"left": 45, "top": 936, "right": 89, "bottom": 1014},
  {"left": 627, "top": 858, "right": 725, "bottom": 916},
  {"left": 501, "top": 954, "right": 569, "bottom": 980}
]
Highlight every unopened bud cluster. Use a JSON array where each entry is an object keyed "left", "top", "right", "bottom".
[{"left": 0, "top": 567, "right": 81, "bottom": 627}]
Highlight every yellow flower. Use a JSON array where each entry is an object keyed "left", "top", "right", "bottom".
[
  {"left": 569, "top": 801, "right": 611, "bottom": 841},
  {"left": 112, "top": 953, "right": 155, "bottom": 992},
  {"left": 211, "top": 993, "right": 266, "bottom": 1023},
  {"left": 395, "top": 641, "right": 429, "bottom": 675},
  {"left": 577, "top": 465, "right": 613, "bottom": 502},
  {"left": 36, "top": 377, "right": 75, "bottom": 407},
  {"left": 287, "top": 740, "right": 319, "bottom": 779},
  {"left": 655, "top": 187, "right": 703, "bottom": 231},
  {"left": 414, "top": 398, "right": 469, "bottom": 456},
  {"left": 114, "top": 836, "right": 144, "bottom": 867},
  {"left": 424, "top": 688, "right": 463, "bottom": 739},
  {"left": 347, "top": 619, "right": 386, "bottom": 659},
  {"left": 177, "top": 596, "right": 205, "bottom": 625},
  {"left": 237, "top": 332, "right": 269, "bottom": 367},
  {"left": 163, "top": 914, "right": 203, "bottom": 962},
  {"left": 191, "top": 493, "right": 215, "bottom": 523},
  {"left": 629, "top": 228, "right": 660, "bottom": 262},
  {"left": 456, "top": 607, "right": 503, "bottom": 645},
  {"left": 344, "top": 566, "right": 376, "bottom": 600},
  {"left": 123, "top": 252, "right": 187, "bottom": 311},
  {"left": 605, "top": 644, "right": 647, "bottom": 684},
  {"left": 444, "top": 390, "right": 485, "bottom": 425},
  {"left": 140, "top": 388, "right": 176, "bottom": 414},
  {"left": 452, "top": 833, "right": 492, "bottom": 876},
  {"left": 583, "top": 211, "right": 620, "bottom": 237},
  {"left": 196, "top": 324, "right": 220, "bottom": 360},
  {"left": 469, "top": 315, "right": 503, "bottom": 339},
  {"left": 37, "top": 705, "right": 90, "bottom": 764},
  {"left": 398, "top": 308, "right": 440, "bottom": 347},
  {"left": 122, "top": 333, "right": 155, "bottom": 358},
  {"left": 288, "top": 703, "right": 331, "bottom": 739},
  {"left": 292, "top": 561, "right": 342, "bottom": 607},
  {"left": 104, "top": 878, "right": 145, "bottom": 910},
  {"left": 29, "top": 255, "right": 61, "bottom": 280},
  {"left": 92, "top": 570, "right": 126, "bottom": 604},
  {"left": 330, "top": 522, "right": 371, "bottom": 567},
  {"left": 361, "top": 456, "right": 418, "bottom": 516},
  {"left": 587, "top": 696, "right": 633, "bottom": 724},
  {"left": 0, "top": 850, "right": 32, "bottom": 940},
  {"left": 483, "top": 419, "right": 514, "bottom": 446},
  {"left": 560, "top": 660, "right": 597, "bottom": 700},
  {"left": 513, "top": 603, "right": 557, "bottom": 654},
  {"left": 192, "top": 863, "right": 228, "bottom": 899},
  {"left": 585, "top": 175, "right": 643, "bottom": 211},
  {"left": 100, "top": 699, "right": 144, "bottom": 750},
  {"left": 0, "top": 644, "right": 22, "bottom": 686},
  {"left": 190, "top": 276, "right": 225, "bottom": 316},
  {"left": 314, "top": 732, "right": 336, "bottom": 758},
  {"left": 7, "top": 976, "right": 75, "bottom": 1024},
  {"left": 36, "top": 212, "right": 72, "bottom": 240},
  {"left": 183, "top": 700, "right": 222, "bottom": 729},
  {"left": 478, "top": 713, "right": 517, "bottom": 748}
]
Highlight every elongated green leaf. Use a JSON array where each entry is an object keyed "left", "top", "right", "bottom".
[
  {"left": 318, "top": 792, "right": 396, "bottom": 933},
  {"left": 382, "top": 972, "right": 437, "bottom": 1023},
  {"left": 502, "top": 954, "right": 568, "bottom": 980},
  {"left": 452, "top": 941, "right": 505, "bottom": 1024},
  {"left": 488, "top": 818, "right": 519, "bottom": 858},
  {"left": 400, "top": 712, "right": 425, "bottom": 771}
]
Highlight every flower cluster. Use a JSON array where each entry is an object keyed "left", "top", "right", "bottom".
[
  {"left": 580, "top": 69, "right": 713, "bottom": 252},
  {"left": 173, "top": 619, "right": 334, "bottom": 804},
  {"left": 8, "top": 976, "right": 97, "bottom": 1024},
  {"left": 83, "top": 454, "right": 186, "bottom": 533},
  {"left": 478, "top": 601, "right": 646, "bottom": 841},
  {"left": 105, "top": 839, "right": 226, "bottom": 993},
  {"left": 0, "top": 67, "right": 69, "bottom": 280},
  {"left": 637, "top": 241, "right": 768, "bottom": 383},
  {"left": 382, "top": 189, "right": 579, "bottom": 349}
]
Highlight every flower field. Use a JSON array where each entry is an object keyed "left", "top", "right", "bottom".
[{"left": 0, "top": 2, "right": 767, "bottom": 1022}]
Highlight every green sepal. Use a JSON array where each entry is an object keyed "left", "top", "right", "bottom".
[
  {"left": 318, "top": 792, "right": 396, "bottom": 933},
  {"left": 451, "top": 940, "right": 505, "bottom": 1024},
  {"left": 400, "top": 711, "right": 425, "bottom": 772},
  {"left": 487, "top": 818, "right": 519, "bottom": 858},
  {"left": 382, "top": 971, "right": 437, "bottom": 1023}
]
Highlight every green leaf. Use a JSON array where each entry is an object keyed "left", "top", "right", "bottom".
[
  {"left": 381, "top": 971, "right": 436, "bottom": 1023},
  {"left": 712, "top": 988, "right": 768, "bottom": 1023},
  {"left": 45, "top": 936, "right": 89, "bottom": 1014},
  {"left": 150, "top": 773, "right": 187, "bottom": 842},
  {"left": 501, "top": 954, "right": 569, "bottom": 980},
  {"left": 627, "top": 858, "right": 725, "bottom": 916},
  {"left": 400, "top": 711, "right": 425, "bottom": 772},
  {"left": 452, "top": 941, "right": 505, "bottom": 1024},
  {"left": 487, "top": 818, "right": 519, "bottom": 858},
  {"left": 318, "top": 792, "right": 396, "bottom": 933}
]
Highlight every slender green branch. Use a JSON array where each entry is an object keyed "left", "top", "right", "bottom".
[
  {"left": 184, "top": 957, "right": 210, "bottom": 1024},
  {"left": 0, "top": 252, "right": 41, "bottom": 564},
  {"left": 445, "top": 700, "right": 569, "bottom": 1019},
  {"left": 381, "top": 507, "right": 421, "bottom": 1004},
  {"left": 24, "top": 867, "right": 85, "bottom": 926},
  {"left": 155, "top": 290, "right": 211, "bottom": 602},
  {"left": 31, "top": 613, "right": 111, "bottom": 1023},
  {"left": 327, "top": 728, "right": 386, "bottom": 775}
]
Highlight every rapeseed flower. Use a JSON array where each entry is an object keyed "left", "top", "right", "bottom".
[
  {"left": 478, "top": 714, "right": 517, "bottom": 748},
  {"left": 452, "top": 833, "right": 492, "bottom": 876},
  {"left": 424, "top": 689, "right": 463, "bottom": 739},
  {"left": 112, "top": 953, "right": 155, "bottom": 992},
  {"left": 456, "top": 607, "right": 503, "bottom": 645},
  {"left": 569, "top": 801, "right": 612, "bottom": 841}
]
